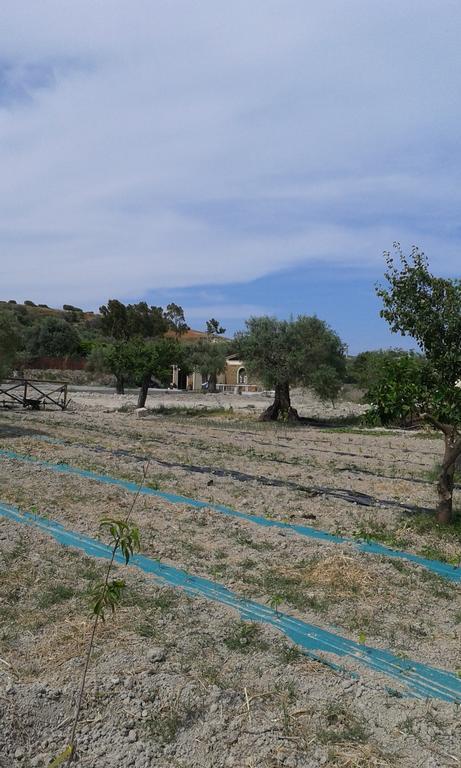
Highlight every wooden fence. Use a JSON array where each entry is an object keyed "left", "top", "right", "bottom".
[{"left": 0, "top": 378, "right": 68, "bottom": 410}]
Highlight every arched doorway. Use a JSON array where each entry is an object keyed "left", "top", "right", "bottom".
[{"left": 237, "top": 367, "right": 247, "bottom": 385}]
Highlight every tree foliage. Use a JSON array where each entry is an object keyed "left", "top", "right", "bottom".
[
  {"left": 102, "top": 337, "right": 180, "bottom": 398},
  {"left": 366, "top": 354, "right": 428, "bottom": 426},
  {"left": 164, "top": 303, "right": 189, "bottom": 337},
  {"left": 25, "top": 317, "right": 82, "bottom": 358},
  {"left": 99, "top": 300, "right": 167, "bottom": 340},
  {"left": 188, "top": 339, "right": 229, "bottom": 392},
  {"left": 206, "top": 318, "right": 226, "bottom": 336},
  {"left": 98, "top": 299, "right": 185, "bottom": 397},
  {"left": 0, "top": 310, "right": 21, "bottom": 379},
  {"left": 349, "top": 348, "right": 412, "bottom": 392},
  {"left": 235, "top": 315, "right": 346, "bottom": 420},
  {"left": 372, "top": 244, "right": 461, "bottom": 522}
]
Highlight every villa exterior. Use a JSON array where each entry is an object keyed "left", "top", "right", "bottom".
[
  {"left": 183, "top": 353, "right": 260, "bottom": 392},
  {"left": 166, "top": 328, "right": 262, "bottom": 392}
]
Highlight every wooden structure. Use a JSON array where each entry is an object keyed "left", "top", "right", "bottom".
[{"left": 0, "top": 378, "right": 68, "bottom": 411}]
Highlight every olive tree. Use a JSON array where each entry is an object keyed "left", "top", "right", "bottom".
[
  {"left": 235, "top": 315, "right": 346, "bottom": 421},
  {"left": 372, "top": 244, "right": 461, "bottom": 523},
  {"left": 189, "top": 339, "right": 229, "bottom": 393}
]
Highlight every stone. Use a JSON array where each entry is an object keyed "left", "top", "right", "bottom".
[
  {"left": 135, "top": 408, "right": 147, "bottom": 419},
  {"left": 146, "top": 646, "right": 166, "bottom": 663}
]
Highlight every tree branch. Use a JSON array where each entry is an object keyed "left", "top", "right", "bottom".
[{"left": 420, "top": 413, "right": 453, "bottom": 436}]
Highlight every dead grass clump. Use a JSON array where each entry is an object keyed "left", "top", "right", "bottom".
[
  {"left": 326, "top": 742, "right": 394, "bottom": 767},
  {"left": 305, "top": 555, "right": 374, "bottom": 596}
]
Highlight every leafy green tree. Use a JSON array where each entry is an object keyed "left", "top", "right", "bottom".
[
  {"left": 99, "top": 300, "right": 176, "bottom": 394},
  {"left": 164, "top": 303, "right": 189, "bottom": 337},
  {"left": 104, "top": 342, "right": 136, "bottom": 394},
  {"left": 235, "top": 315, "right": 346, "bottom": 421},
  {"left": 102, "top": 337, "right": 179, "bottom": 404},
  {"left": 132, "top": 337, "right": 181, "bottom": 407},
  {"left": 189, "top": 339, "right": 229, "bottom": 393},
  {"left": 25, "top": 317, "right": 82, "bottom": 359},
  {"left": 349, "top": 348, "right": 412, "bottom": 392},
  {"left": 99, "top": 299, "right": 128, "bottom": 339},
  {"left": 0, "top": 310, "right": 21, "bottom": 380},
  {"left": 372, "top": 244, "right": 461, "bottom": 523},
  {"left": 206, "top": 318, "right": 226, "bottom": 336},
  {"left": 85, "top": 343, "right": 110, "bottom": 374},
  {"left": 99, "top": 300, "right": 167, "bottom": 340}
]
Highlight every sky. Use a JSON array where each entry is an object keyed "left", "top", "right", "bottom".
[{"left": 0, "top": 1, "right": 460, "bottom": 353}]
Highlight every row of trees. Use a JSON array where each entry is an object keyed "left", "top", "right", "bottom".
[{"left": 0, "top": 297, "right": 233, "bottom": 408}]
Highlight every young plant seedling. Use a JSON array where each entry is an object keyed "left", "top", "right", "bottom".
[
  {"left": 50, "top": 464, "right": 149, "bottom": 766},
  {"left": 269, "top": 594, "right": 284, "bottom": 613}
]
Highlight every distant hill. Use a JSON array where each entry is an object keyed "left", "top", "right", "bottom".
[
  {"left": 0, "top": 301, "right": 226, "bottom": 340},
  {"left": 0, "top": 300, "right": 96, "bottom": 324}
]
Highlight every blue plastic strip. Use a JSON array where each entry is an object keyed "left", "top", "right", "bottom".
[
  {"left": 1, "top": 448, "right": 460, "bottom": 583},
  {"left": 1, "top": 500, "right": 460, "bottom": 703}
]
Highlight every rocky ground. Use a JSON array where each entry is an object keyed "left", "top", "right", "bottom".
[{"left": 0, "top": 389, "right": 460, "bottom": 767}]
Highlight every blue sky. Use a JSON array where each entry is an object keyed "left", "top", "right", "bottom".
[
  {"left": 148, "top": 264, "right": 416, "bottom": 355},
  {"left": 0, "top": 1, "right": 460, "bottom": 352}
]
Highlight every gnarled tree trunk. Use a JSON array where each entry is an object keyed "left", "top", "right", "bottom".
[
  {"left": 259, "top": 382, "right": 299, "bottom": 422},
  {"left": 208, "top": 372, "right": 218, "bottom": 393},
  {"left": 115, "top": 375, "right": 125, "bottom": 395},
  {"left": 137, "top": 374, "right": 150, "bottom": 409},
  {"left": 436, "top": 429, "right": 461, "bottom": 523}
]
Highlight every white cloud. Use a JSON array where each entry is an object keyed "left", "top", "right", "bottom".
[{"left": 0, "top": 0, "right": 460, "bottom": 307}]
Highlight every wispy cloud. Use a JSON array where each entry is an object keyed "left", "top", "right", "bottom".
[
  {"left": 1, "top": 1, "right": 460, "bottom": 308},
  {"left": 184, "top": 304, "right": 267, "bottom": 321}
]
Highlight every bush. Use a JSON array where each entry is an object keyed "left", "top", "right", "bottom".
[{"left": 26, "top": 317, "right": 82, "bottom": 358}]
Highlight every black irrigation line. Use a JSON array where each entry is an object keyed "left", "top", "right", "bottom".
[
  {"left": 337, "top": 464, "right": 461, "bottom": 490},
  {"left": 31, "top": 433, "right": 434, "bottom": 515},
  {"left": 181, "top": 413, "right": 445, "bottom": 455},
  {"left": 0, "top": 414, "right": 434, "bottom": 467},
  {"left": 164, "top": 424, "right": 434, "bottom": 467},
  {"left": 174, "top": 430, "right": 431, "bottom": 468}
]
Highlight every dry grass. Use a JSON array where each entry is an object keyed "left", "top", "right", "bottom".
[
  {"left": 326, "top": 742, "right": 394, "bottom": 767},
  {"left": 310, "top": 554, "right": 373, "bottom": 591},
  {"left": 292, "top": 554, "right": 375, "bottom": 597}
]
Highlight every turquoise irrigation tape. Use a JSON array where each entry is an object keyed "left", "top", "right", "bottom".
[
  {"left": 1, "top": 448, "right": 460, "bottom": 583},
  {"left": 1, "top": 500, "right": 461, "bottom": 703}
]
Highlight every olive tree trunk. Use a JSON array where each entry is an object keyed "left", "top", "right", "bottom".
[
  {"left": 115, "top": 375, "right": 125, "bottom": 395},
  {"left": 208, "top": 372, "right": 218, "bottom": 393},
  {"left": 436, "top": 431, "right": 461, "bottom": 523},
  {"left": 137, "top": 374, "right": 150, "bottom": 409},
  {"left": 260, "top": 382, "right": 299, "bottom": 422}
]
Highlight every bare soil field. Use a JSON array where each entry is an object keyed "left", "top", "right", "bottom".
[{"left": 1, "top": 390, "right": 460, "bottom": 767}]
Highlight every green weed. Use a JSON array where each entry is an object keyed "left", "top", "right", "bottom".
[
  {"left": 38, "top": 584, "right": 75, "bottom": 608},
  {"left": 224, "top": 621, "right": 269, "bottom": 653}
]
